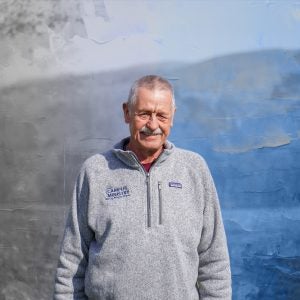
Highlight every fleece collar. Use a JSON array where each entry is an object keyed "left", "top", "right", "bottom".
[{"left": 112, "top": 137, "right": 174, "bottom": 170}]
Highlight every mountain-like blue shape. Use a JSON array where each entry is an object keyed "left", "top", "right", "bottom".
[
  {"left": 169, "top": 49, "right": 300, "bottom": 299},
  {"left": 171, "top": 49, "right": 300, "bottom": 209}
]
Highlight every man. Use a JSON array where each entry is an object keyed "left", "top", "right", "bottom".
[{"left": 54, "top": 75, "right": 231, "bottom": 299}]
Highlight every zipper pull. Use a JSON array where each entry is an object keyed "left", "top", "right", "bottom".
[{"left": 158, "top": 181, "right": 162, "bottom": 190}]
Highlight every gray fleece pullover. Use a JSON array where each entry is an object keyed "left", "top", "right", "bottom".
[{"left": 54, "top": 138, "right": 231, "bottom": 299}]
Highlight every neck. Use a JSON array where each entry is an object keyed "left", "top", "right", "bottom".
[{"left": 125, "top": 142, "right": 163, "bottom": 164}]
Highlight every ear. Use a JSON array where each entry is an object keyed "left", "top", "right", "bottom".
[
  {"left": 170, "top": 107, "right": 176, "bottom": 127},
  {"left": 123, "top": 102, "right": 131, "bottom": 124}
]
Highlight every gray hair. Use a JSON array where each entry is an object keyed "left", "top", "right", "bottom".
[{"left": 127, "top": 75, "right": 176, "bottom": 109}]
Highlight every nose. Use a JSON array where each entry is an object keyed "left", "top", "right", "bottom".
[{"left": 146, "top": 114, "right": 159, "bottom": 130}]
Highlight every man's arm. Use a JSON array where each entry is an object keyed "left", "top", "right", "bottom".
[
  {"left": 197, "top": 163, "right": 232, "bottom": 299},
  {"left": 54, "top": 168, "right": 94, "bottom": 300}
]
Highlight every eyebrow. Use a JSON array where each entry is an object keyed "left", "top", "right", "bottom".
[{"left": 136, "top": 107, "right": 171, "bottom": 114}]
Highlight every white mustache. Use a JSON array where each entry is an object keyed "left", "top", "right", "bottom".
[{"left": 140, "top": 126, "right": 163, "bottom": 136}]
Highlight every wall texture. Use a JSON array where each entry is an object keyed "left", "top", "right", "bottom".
[{"left": 1, "top": 1, "right": 300, "bottom": 299}]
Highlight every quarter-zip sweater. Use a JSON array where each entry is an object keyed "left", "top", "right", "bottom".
[{"left": 54, "top": 138, "right": 231, "bottom": 300}]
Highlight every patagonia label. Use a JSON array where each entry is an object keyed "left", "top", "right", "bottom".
[
  {"left": 105, "top": 185, "right": 130, "bottom": 200},
  {"left": 168, "top": 181, "right": 182, "bottom": 189}
]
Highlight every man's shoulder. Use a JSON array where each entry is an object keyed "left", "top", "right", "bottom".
[
  {"left": 170, "top": 146, "right": 213, "bottom": 176},
  {"left": 173, "top": 146, "right": 206, "bottom": 164},
  {"left": 80, "top": 149, "right": 115, "bottom": 171}
]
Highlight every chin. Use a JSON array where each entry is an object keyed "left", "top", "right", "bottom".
[{"left": 140, "top": 140, "right": 164, "bottom": 152}]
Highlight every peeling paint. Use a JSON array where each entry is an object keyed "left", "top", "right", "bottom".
[
  {"left": 213, "top": 133, "right": 292, "bottom": 153},
  {"left": 0, "top": 206, "right": 33, "bottom": 212}
]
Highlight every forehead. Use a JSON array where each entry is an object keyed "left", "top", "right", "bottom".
[{"left": 134, "top": 87, "right": 173, "bottom": 111}]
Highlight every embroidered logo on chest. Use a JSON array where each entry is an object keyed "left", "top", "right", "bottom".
[
  {"left": 168, "top": 181, "right": 182, "bottom": 189},
  {"left": 105, "top": 185, "right": 130, "bottom": 200}
]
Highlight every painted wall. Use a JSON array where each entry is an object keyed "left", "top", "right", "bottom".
[{"left": 1, "top": 1, "right": 300, "bottom": 299}]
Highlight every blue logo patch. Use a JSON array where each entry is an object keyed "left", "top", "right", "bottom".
[
  {"left": 105, "top": 185, "right": 130, "bottom": 200},
  {"left": 168, "top": 181, "right": 182, "bottom": 189}
]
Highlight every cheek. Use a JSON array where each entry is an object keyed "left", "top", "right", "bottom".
[
  {"left": 161, "top": 124, "right": 172, "bottom": 135},
  {"left": 130, "top": 121, "right": 145, "bottom": 133}
]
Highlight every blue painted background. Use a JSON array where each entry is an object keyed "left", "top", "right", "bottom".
[{"left": 170, "top": 50, "right": 300, "bottom": 299}]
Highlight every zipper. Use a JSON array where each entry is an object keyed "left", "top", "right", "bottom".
[
  {"left": 146, "top": 173, "right": 151, "bottom": 227},
  {"left": 127, "top": 151, "right": 165, "bottom": 228},
  {"left": 158, "top": 181, "right": 163, "bottom": 225},
  {"left": 129, "top": 152, "right": 152, "bottom": 228}
]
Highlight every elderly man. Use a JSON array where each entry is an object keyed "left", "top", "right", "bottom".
[{"left": 54, "top": 75, "right": 231, "bottom": 299}]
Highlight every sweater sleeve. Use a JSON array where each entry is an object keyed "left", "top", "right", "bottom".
[
  {"left": 196, "top": 161, "right": 232, "bottom": 299},
  {"left": 54, "top": 167, "right": 94, "bottom": 300}
]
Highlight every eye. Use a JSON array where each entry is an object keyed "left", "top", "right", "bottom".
[
  {"left": 137, "top": 112, "right": 150, "bottom": 120},
  {"left": 157, "top": 114, "right": 168, "bottom": 121}
]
